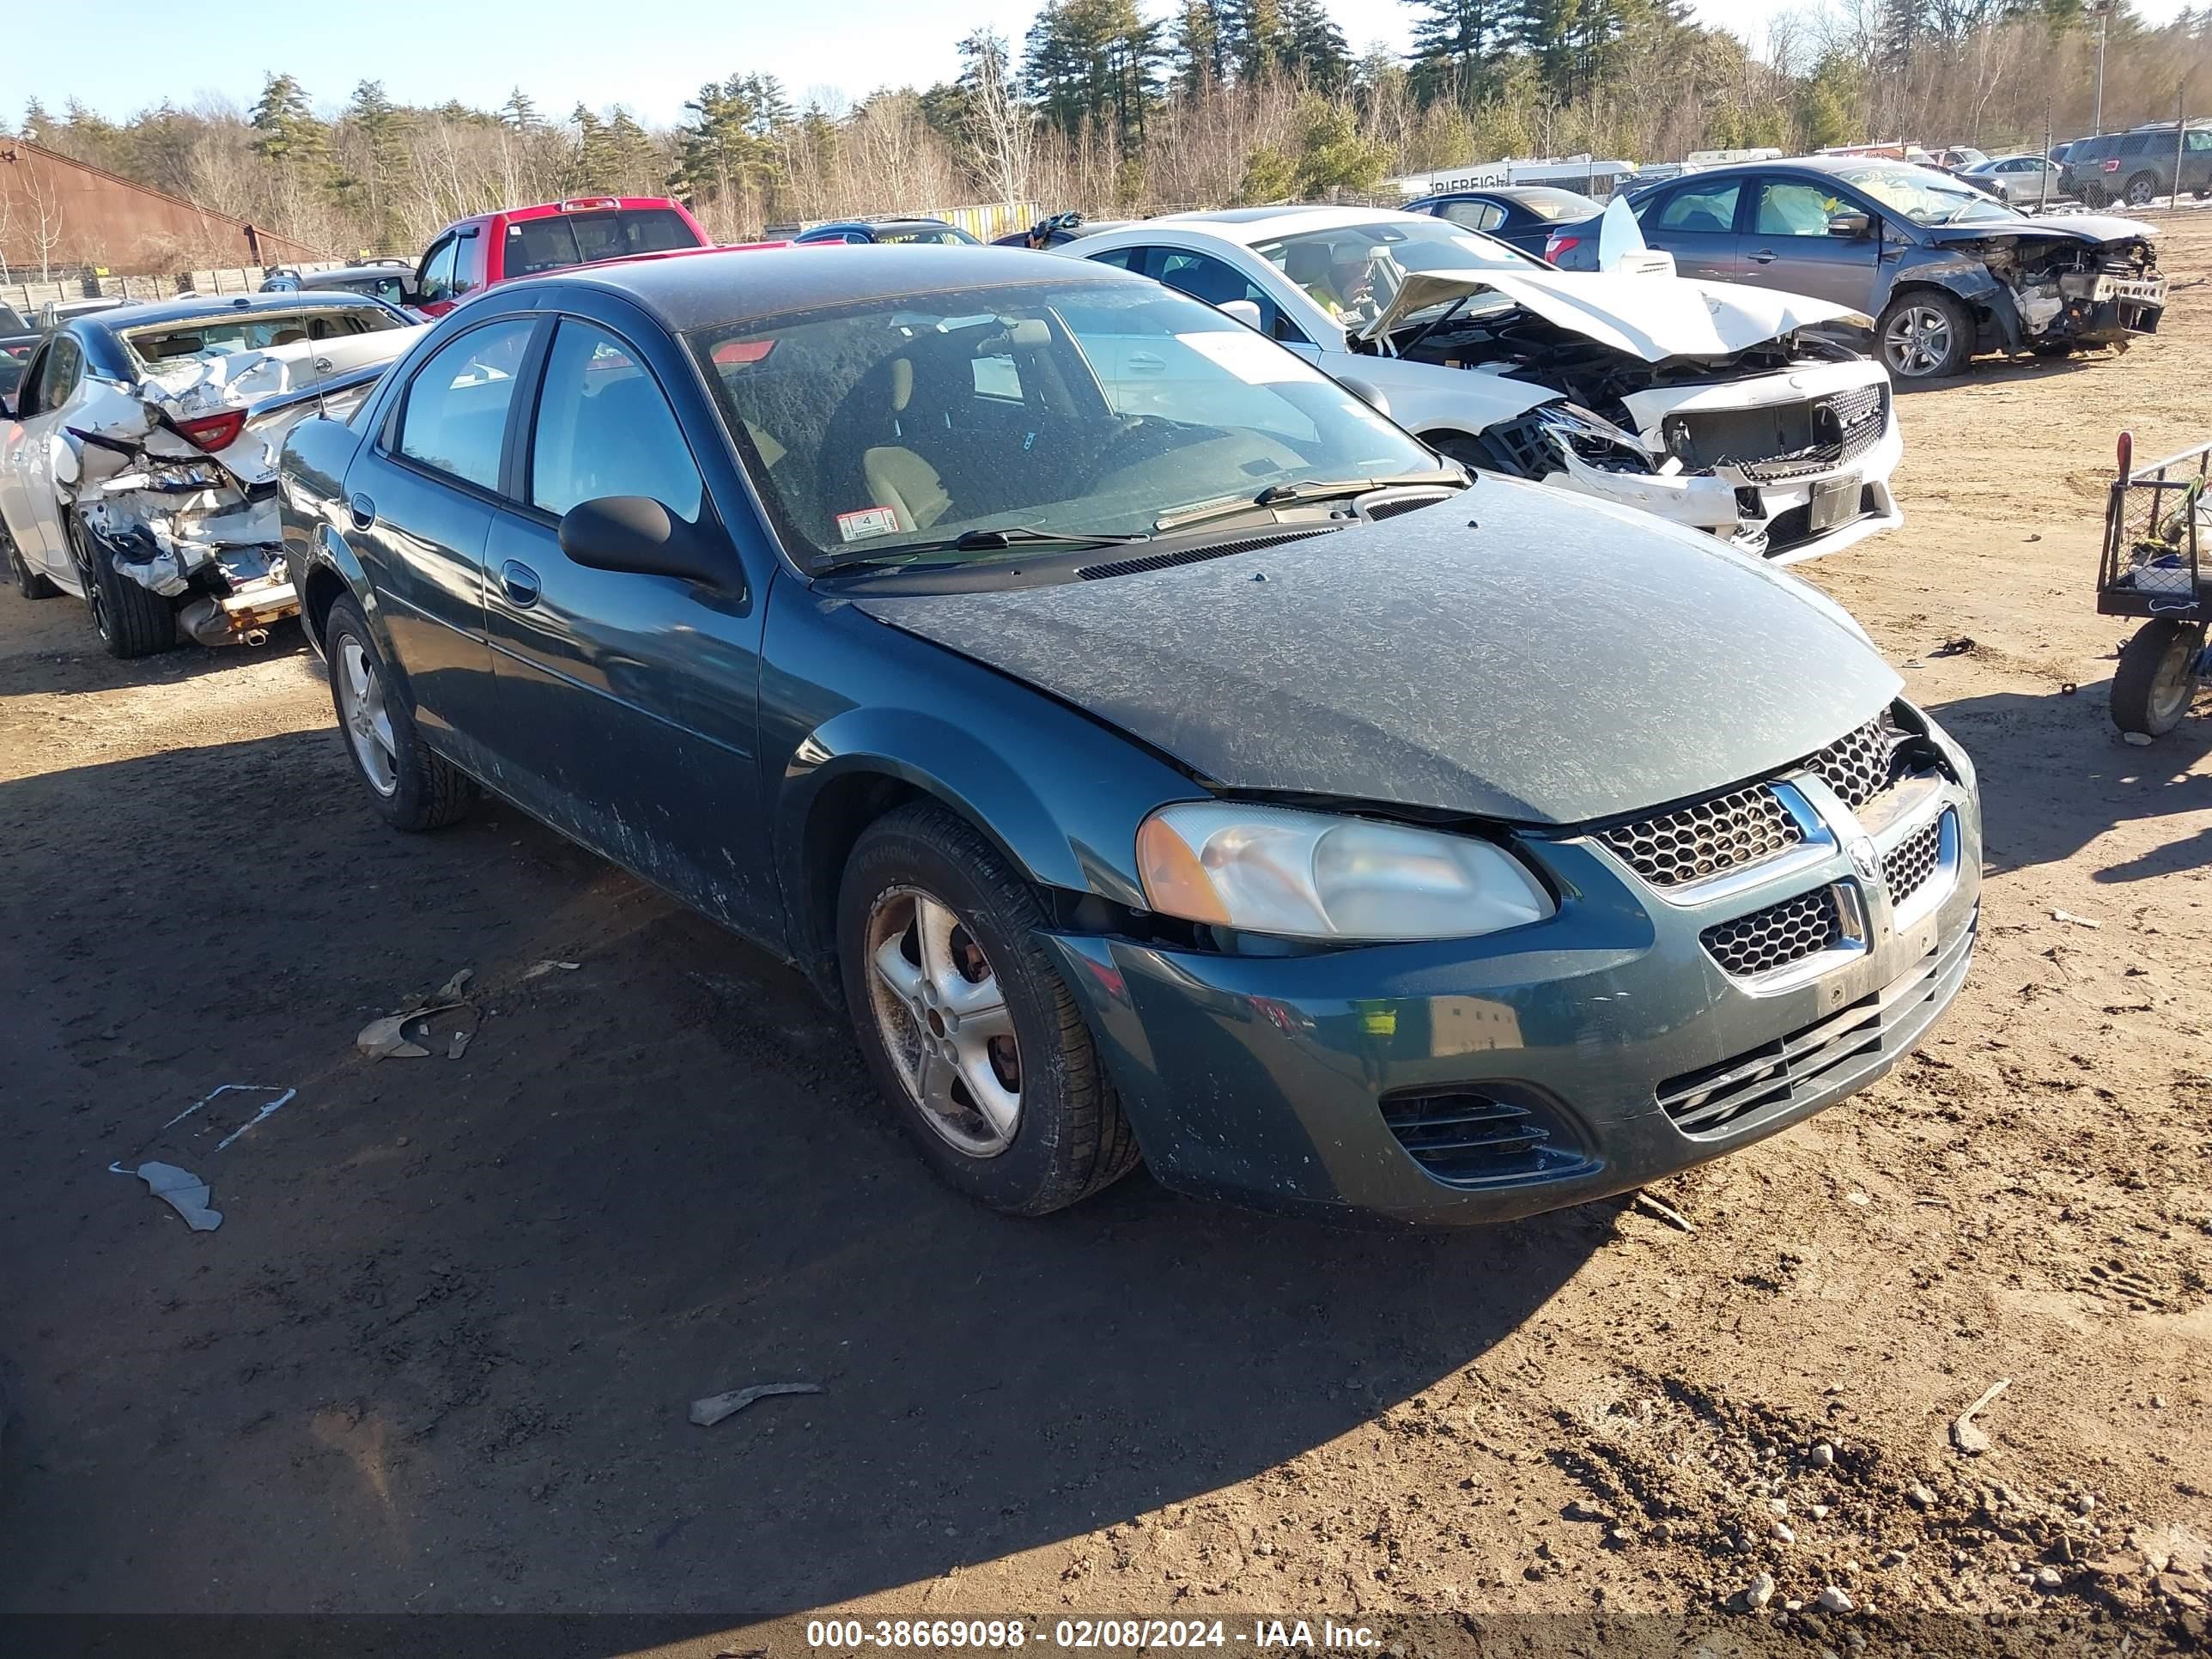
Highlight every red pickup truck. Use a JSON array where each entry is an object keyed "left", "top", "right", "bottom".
[{"left": 411, "top": 197, "right": 717, "bottom": 316}]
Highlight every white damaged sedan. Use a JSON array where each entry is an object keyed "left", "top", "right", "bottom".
[{"left": 1069, "top": 204, "right": 1902, "bottom": 563}]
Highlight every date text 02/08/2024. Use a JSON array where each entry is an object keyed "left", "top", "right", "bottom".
[{"left": 805, "top": 1619, "right": 1385, "bottom": 1651}]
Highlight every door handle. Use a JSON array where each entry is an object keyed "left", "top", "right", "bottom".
[
  {"left": 1749, "top": 249, "right": 1777, "bottom": 264},
  {"left": 347, "top": 493, "right": 375, "bottom": 531},
  {"left": 498, "top": 559, "right": 541, "bottom": 608}
]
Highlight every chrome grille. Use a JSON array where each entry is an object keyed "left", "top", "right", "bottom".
[
  {"left": 1600, "top": 785, "right": 1804, "bottom": 888},
  {"left": 1883, "top": 815, "right": 1943, "bottom": 907},
  {"left": 1664, "top": 384, "right": 1890, "bottom": 482},
  {"left": 1801, "top": 713, "right": 1909, "bottom": 810},
  {"left": 1740, "top": 384, "right": 1888, "bottom": 483},
  {"left": 1701, "top": 887, "right": 1842, "bottom": 977},
  {"left": 1662, "top": 914, "right": 1977, "bottom": 1136}
]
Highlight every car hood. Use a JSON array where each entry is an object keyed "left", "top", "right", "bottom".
[
  {"left": 851, "top": 482, "right": 1901, "bottom": 825},
  {"left": 1921, "top": 212, "right": 2159, "bottom": 248},
  {"left": 1359, "top": 265, "right": 1868, "bottom": 362}
]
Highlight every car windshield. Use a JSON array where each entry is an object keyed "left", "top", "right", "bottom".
[
  {"left": 1838, "top": 163, "right": 2018, "bottom": 226},
  {"left": 505, "top": 208, "right": 702, "bottom": 277},
  {"left": 693, "top": 278, "right": 1439, "bottom": 569},
  {"left": 1251, "top": 217, "right": 1540, "bottom": 330},
  {"left": 122, "top": 304, "right": 401, "bottom": 372}
]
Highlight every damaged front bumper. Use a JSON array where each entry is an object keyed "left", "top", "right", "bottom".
[{"left": 1509, "top": 359, "right": 1904, "bottom": 566}]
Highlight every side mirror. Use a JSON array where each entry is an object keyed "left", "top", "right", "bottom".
[
  {"left": 1335, "top": 376, "right": 1392, "bottom": 419},
  {"left": 1828, "top": 210, "right": 1873, "bottom": 240},
  {"left": 558, "top": 496, "right": 734, "bottom": 589},
  {"left": 1218, "top": 298, "right": 1264, "bottom": 331},
  {"left": 0, "top": 392, "right": 15, "bottom": 422}
]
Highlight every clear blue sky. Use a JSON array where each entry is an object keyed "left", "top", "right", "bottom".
[{"left": 7, "top": 0, "right": 2196, "bottom": 127}]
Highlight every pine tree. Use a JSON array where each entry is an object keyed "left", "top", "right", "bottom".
[
  {"left": 1172, "top": 0, "right": 1231, "bottom": 92},
  {"left": 500, "top": 87, "right": 541, "bottom": 131},
  {"left": 346, "top": 80, "right": 408, "bottom": 252},
  {"left": 1404, "top": 0, "right": 1516, "bottom": 105},
  {"left": 249, "top": 72, "right": 327, "bottom": 167},
  {"left": 1283, "top": 0, "right": 1352, "bottom": 89}
]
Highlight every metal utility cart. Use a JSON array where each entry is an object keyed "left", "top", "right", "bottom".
[{"left": 2097, "top": 431, "right": 2212, "bottom": 738}]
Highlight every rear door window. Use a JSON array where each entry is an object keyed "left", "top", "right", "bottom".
[
  {"left": 1655, "top": 181, "right": 1741, "bottom": 234},
  {"left": 394, "top": 319, "right": 536, "bottom": 491},
  {"left": 527, "top": 320, "right": 702, "bottom": 520},
  {"left": 1438, "top": 199, "right": 1505, "bottom": 233}
]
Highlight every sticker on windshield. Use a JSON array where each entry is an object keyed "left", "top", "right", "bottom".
[
  {"left": 1175, "top": 331, "right": 1303, "bottom": 383},
  {"left": 836, "top": 506, "right": 902, "bottom": 542}
]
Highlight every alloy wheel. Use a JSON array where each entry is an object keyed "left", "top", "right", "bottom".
[
  {"left": 2126, "top": 175, "right": 2157, "bottom": 207},
  {"left": 334, "top": 635, "right": 400, "bottom": 797},
  {"left": 863, "top": 884, "right": 1022, "bottom": 1157},
  {"left": 1881, "top": 305, "right": 1954, "bottom": 378},
  {"left": 67, "top": 520, "right": 112, "bottom": 642}
]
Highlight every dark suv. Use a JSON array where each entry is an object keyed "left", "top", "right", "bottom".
[{"left": 2060, "top": 124, "right": 2212, "bottom": 208}]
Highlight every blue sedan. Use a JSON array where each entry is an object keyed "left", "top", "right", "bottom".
[{"left": 276, "top": 246, "right": 1979, "bottom": 1224}]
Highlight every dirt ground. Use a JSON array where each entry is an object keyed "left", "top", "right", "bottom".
[{"left": 3, "top": 227, "right": 2211, "bottom": 1656}]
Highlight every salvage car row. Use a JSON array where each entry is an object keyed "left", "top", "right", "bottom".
[{"left": 0, "top": 166, "right": 2077, "bottom": 1224}]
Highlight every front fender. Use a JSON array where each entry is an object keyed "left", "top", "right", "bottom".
[
  {"left": 763, "top": 589, "right": 1206, "bottom": 987},
  {"left": 1892, "top": 252, "right": 2020, "bottom": 350}
]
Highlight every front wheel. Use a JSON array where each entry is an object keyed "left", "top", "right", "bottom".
[
  {"left": 2112, "top": 619, "right": 2204, "bottom": 738},
  {"left": 6, "top": 524, "right": 57, "bottom": 599},
  {"left": 837, "top": 802, "right": 1140, "bottom": 1215},
  {"left": 322, "top": 597, "right": 473, "bottom": 830},
  {"left": 1877, "top": 291, "right": 1973, "bottom": 380},
  {"left": 2079, "top": 181, "right": 2108, "bottom": 209}
]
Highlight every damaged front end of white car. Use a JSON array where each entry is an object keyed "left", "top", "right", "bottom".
[
  {"left": 59, "top": 330, "right": 422, "bottom": 644},
  {"left": 1358, "top": 202, "right": 1904, "bottom": 563}
]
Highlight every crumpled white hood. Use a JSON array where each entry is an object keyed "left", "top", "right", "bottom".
[{"left": 1363, "top": 266, "right": 1867, "bottom": 363}]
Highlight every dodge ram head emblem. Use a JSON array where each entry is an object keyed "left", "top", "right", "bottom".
[{"left": 1848, "top": 836, "right": 1881, "bottom": 885}]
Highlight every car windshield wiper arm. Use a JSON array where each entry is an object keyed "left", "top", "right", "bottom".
[
  {"left": 810, "top": 524, "right": 1151, "bottom": 575},
  {"left": 1152, "top": 470, "right": 1467, "bottom": 532}
]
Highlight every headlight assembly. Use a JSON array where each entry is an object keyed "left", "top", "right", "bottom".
[{"left": 1135, "top": 802, "right": 1553, "bottom": 942}]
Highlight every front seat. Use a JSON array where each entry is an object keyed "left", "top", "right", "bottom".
[{"left": 861, "top": 357, "right": 951, "bottom": 531}]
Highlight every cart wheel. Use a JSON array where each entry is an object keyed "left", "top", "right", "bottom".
[{"left": 2112, "top": 619, "right": 2205, "bottom": 738}]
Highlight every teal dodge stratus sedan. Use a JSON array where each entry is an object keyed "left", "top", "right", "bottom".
[{"left": 274, "top": 246, "right": 1979, "bottom": 1225}]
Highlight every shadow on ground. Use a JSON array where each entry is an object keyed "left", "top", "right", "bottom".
[
  {"left": 0, "top": 728, "right": 1599, "bottom": 1616},
  {"left": 1929, "top": 675, "right": 2212, "bottom": 878}
]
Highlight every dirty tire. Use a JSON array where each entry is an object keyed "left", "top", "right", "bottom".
[
  {"left": 837, "top": 801, "right": 1140, "bottom": 1216},
  {"left": 2112, "top": 619, "right": 2203, "bottom": 738},
  {"left": 1877, "top": 290, "right": 1973, "bottom": 380},
  {"left": 2124, "top": 172, "right": 2159, "bottom": 208},
  {"left": 66, "top": 514, "right": 175, "bottom": 658},
  {"left": 2079, "top": 181, "right": 2108, "bottom": 209},
  {"left": 322, "top": 597, "right": 473, "bottom": 831},
  {"left": 6, "top": 526, "right": 57, "bottom": 599}
]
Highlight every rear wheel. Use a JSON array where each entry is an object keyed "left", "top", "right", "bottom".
[
  {"left": 323, "top": 597, "right": 473, "bottom": 830},
  {"left": 837, "top": 802, "right": 1140, "bottom": 1215},
  {"left": 66, "top": 514, "right": 175, "bottom": 658},
  {"left": 2124, "top": 172, "right": 2160, "bottom": 208},
  {"left": 2112, "top": 620, "right": 2203, "bottom": 738},
  {"left": 1877, "top": 291, "right": 1973, "bottom": 380}
]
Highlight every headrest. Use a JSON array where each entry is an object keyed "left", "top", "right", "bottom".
[{"left": 890, "top": 357, "right": 913, "bottom": 412}]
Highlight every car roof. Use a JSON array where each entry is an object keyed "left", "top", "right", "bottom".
[
  {"left": 515, "top": 245, "right": 1155, "bottom": 332},
  {"left": 75, "top": 290, "right": 398, "bottom": 335},
  {"left": 1146, "top": 204, "right": 1432, "bottom": 244}
]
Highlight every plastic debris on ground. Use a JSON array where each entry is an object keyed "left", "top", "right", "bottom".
[
  {"left": 690, "top": 1382, "right": 824, "bottom": 1427},
  {"left": 131, "top": 1162, "right": 223, "bottom": 1231},
  {"left": 357, "top": 966, "right": 482, "bottom": 1060}
]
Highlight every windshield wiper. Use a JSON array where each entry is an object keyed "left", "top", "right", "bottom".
[
  {"left": 810, "top": 524, "right": 1151, "bottom": 575},
  {"left": 1152, "top": 470, "right": 1467, "bottom": 532}
]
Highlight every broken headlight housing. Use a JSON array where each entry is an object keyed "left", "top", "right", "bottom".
[
  {"left": 1534, "top": 402, "right": 1655, "bottom": 475},
  {"left": 1136, "top": 802, "right": 1554, "bottom": 942}
]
